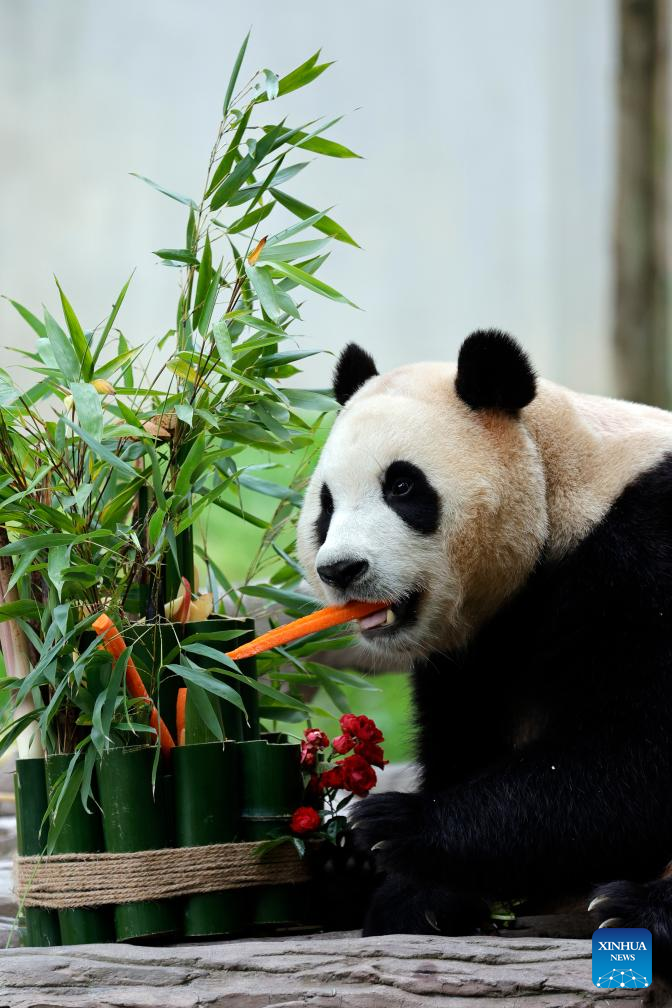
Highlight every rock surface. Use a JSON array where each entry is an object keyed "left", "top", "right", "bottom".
[{"left": 1, "top": 931, "right": 668, "bottom": 1008}]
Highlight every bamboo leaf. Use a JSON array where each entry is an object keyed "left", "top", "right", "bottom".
[
  {"left": 259, "top": 238, "right": 330, "bottom": 263},
  {"left": 266, "top": 207, "right": 333, "bottom": 245},
  {"left": 256, "top": 51, "right": 333, "bottom": 103},
  {"left": 0, "top": 600, "right": 41, "bottom": 622},
  {"left": 71, "top": 381, "right": 104, "bottom": 441},
  {"left": 193, "top": 233, "right": 213, "bottom": 331},
  {"left": 166, "top": 661, "right": 247, "bottom": 714},
  {"left": 61, "top": 416, "right": 139, "bottom": 480},
  {"left": 212, "top": 319, "right": 233, "bottom": 367},
  {"left": 4, "top": 298, "right": 46, "bottom": 338},
  {"left": 225, "top": 201, "right": 275, "bottom": 236},
  {"left": 198, "top": 260, "right": 222, "bottom": 337},
  {"left": 241, "top": 583, "right": 319, "bottom": 614},
  {"left": 44, "top": 308, "right": 81, "bottom": 382},
  {"left": 228, "top": 162, "right": 308, "bottom": 207},
  {"left": 270, "top": 189, "right": 359, "bottom": 247},
  {"left": 130, "top": 173, "right": 197, "bottom": 209},
  {"left": 251, "top": 68, "right": 279, "bottom": 101},
  {"left": 47, "top": 544, "right": 71, "bottom": 600},
  {"left": 210, "top": 153, "right": 255, "bottom": 211},
  {"left": 91, "top": 272, "right": 133, "bottom": 367},
  {"left": 276, "top": 128, "right": 360, "bottom": 159},
  {"left": 268, "top": 261, "right": 357, "bottom": 307},
  {"left": 174, "top": 433, "right": 206, "bottom": 499},
  {"left": 186, "top": 681, "right": 225, "bottom": 741},
  {"left": 154, "top": 249, "right": 199, "bottom": 265},
  {"left": 174, "top": 403, "right": 193, "bottom": 426},
  {"left": 0, "top": 710, "right": 41, "bottom": 759},
  {"left": 0, "top": 530, "right": 112, "bottom": 557},
  {"left": 237, "top": 473, "right": 303, "bottom": 505},
  {"left": 283, "top": 388, "right": 338, "bottom": 411},
  {"left": 91, "top": 648, "right": 127, "bottom": 754},
  {"left": 220, "top": 667, "right": 309, "bottom": 712},
  {"left": 55, "top": 280, "right": 93, "bottom": 380},
  {"left": 244, "top": 263, "right": 284, "bottom": 321},
  {"left": 223, "top": 30, "right": 250, "bottom": 116}
]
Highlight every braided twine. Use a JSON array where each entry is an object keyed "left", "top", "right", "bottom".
[{"left": 16, "top": 842, "right": 309, "bottom": 909}]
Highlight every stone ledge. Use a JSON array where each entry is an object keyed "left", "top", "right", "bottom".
[{"left": 0, "top": 931, "right": 667, "bottom": 1008}]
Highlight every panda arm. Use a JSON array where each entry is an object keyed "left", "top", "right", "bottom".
[
  {"left": 351, "top": 733, "right": 670, "bottom": 893},
  {"left": 411, "top": 656, "right": 513, "bottom": 789}
]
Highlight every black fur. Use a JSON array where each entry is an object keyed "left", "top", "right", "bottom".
[
  {"left": 455, "top": 330, "right": 536, "bottom": 414},
  {"left": 382, "top": 461, "right": 440, "bottom": 535},
  {"left": 333, "top": 343, "right": 378, "bottom": 406},
  {"left": 351, "top": 453, "right": 672, "bottom": 979},
  {"left": 314, "top": 482, "right": 333, "bottom": 547}
]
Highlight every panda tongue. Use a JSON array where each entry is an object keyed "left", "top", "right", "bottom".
[{"left": 358, "top": 608, "right": 389, "bottom": 630}]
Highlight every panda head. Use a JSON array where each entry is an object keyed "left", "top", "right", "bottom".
[{"left": 297, "top": 330, "right": 549, "bottom": 661}]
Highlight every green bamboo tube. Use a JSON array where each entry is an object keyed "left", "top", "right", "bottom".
[
  {"left": 173, "top": 741, "right": 241, "bottom": 937},
  {"left": 238, "top": 740, "right": 307, "bottom": 926},
  {"left": 96, "top": 745, "right": 178, "bottom": 942},
  {"left": 14, "top": 758, "right": 61, "bottom": 947},
  {"left": 45, "top": 754, "right": 114, "bottom": 944},
  {"left": 183, "top": 617, "right": 257, "bottom": 741}
]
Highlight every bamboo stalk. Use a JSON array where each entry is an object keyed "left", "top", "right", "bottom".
[{"left": 0, "top": 525, "right": 43, "bottom": 758}]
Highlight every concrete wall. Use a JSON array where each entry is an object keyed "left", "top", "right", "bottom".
[{"left": 0, "top": 0, "right": 615, "bottom": 393}]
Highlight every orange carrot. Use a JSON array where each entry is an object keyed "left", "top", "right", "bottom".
[
  {"left": 176, "top": 687, "right": 187, "bottom": 747},
  {"left": 92, "top": 614, "right": 176, "bottom": 758},
  {"left": 225, "top": 600, "right": 388, "bottom": 663}
]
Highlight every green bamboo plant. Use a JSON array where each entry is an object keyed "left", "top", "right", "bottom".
[{"left": 0, "top": 37, "right": 373, "bottom": 844}]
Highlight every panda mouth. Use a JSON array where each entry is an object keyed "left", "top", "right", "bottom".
[{"left": 356, "top": 590, "right": 423, "bottom": 638}]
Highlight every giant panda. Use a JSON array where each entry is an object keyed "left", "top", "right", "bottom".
[{"left": 296, "top": 329, "right": 672, "bottom": 974}]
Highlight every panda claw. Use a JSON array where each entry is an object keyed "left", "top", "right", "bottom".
[
  {"left": 599, "top": 917, "right": 622, "bottom": 928},
  {"left": 588, "top": 896, "right": 608, "bottom": 912}
]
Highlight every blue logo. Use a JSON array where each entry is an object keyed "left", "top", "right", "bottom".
[{"left": 592, "top": 928, "right": 652, "bottom": 989}]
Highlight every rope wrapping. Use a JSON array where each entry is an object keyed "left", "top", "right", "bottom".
[{"left": 15, "top": 842, "right": 310, "bottom": 909}]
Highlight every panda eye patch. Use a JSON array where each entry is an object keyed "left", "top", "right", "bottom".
[
  {"left": 314, "top": 482, "right": 334, "bottom": 547},
  {"left": 382, "top": 461, "right": 440, "bottom": 535}
]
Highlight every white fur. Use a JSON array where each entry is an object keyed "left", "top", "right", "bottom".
[{"left": 297, "top": 361, "right": 672, "bottom": 663}]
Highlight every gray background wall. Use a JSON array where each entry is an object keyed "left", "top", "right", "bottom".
[{"left": 0, "top": 0, "right": 614, "bottom": 392}]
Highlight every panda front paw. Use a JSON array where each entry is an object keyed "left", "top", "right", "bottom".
[
  {"left": 589, "top": 880, "right": 672, "bottom": 982},
  {"left": 349, "top": 791, "right": 431, "bottom": 875}
]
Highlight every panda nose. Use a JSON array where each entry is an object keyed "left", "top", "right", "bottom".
[{"left": 317, "top": 558, "right": 369, "bottom": 590}]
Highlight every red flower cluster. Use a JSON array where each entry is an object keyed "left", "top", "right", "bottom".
[
  {"left": 290, "top": 806, "right": 321, "bottom": 834},
  {"left": 291, "top": 715, "right": 386, "bottom": 835},
  {"left": 333, "top": 713, "right": 387, "bottom": 770}
]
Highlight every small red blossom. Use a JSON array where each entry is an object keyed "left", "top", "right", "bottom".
[
  {"left": 290, "top": 806, "right": 321, "bottom": 834},
  {"left": 319, "top": 766, "right": 344, "bottom": 791},
  {"left": 300, "top": 741, "right": 316, "bottom": 768},
  {"left": 339, "top": 713, "right": 384, "bottom": 745},
  {"left": 353, "top": 715, "right": 384, "bottom": 744},
  {"left": 339, "top": 713, "right": 360, "bottom": 736},
  {"left": 340, "top": 753, "right": 377, "bottom": 796},
  {"left": 332, "top": 733, "right": 354, "bottom": 755},
  {"left": 354, "top": 740, "right": 388, "bottom": 769},
  {"left": 304, "top": 727, "right": 329, "bottom": 749}
]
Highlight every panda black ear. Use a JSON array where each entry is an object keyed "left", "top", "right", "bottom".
[
  {"left": 333, "top": 343, "right": 379, "bottom": 406},
  {"left": 455, "top": 330, "right": 536, "bottom": 414}
]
